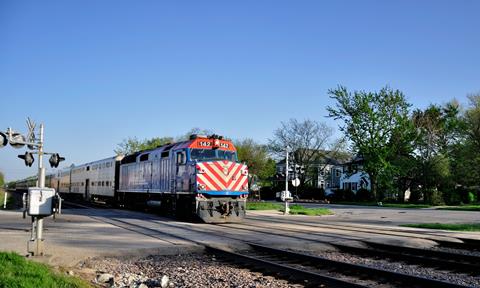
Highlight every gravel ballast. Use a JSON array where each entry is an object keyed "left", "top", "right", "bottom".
[
  {"left": 307, "top": 249, "right": 480, "bottom": 288},
  {"left": 79, "top": 253, "right": 304, "bottom": 288}
]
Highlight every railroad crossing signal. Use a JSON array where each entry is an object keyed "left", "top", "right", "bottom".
[
  {"left": 9, "top": 132, "right": 26, "bottom": 149},
  {"left": 49, "top": 153, "right": 65, "bottom": 168},
  {"left": 0, "top": 132, "right": 7, "bottom": 148},
  {"left": 1, "top": 118, "right": 66, "bottom": 256},
  {"left": 18, "top": 152, "right": 35, "bottom": 167}
]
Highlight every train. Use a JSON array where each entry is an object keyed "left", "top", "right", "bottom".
[{"left": 12, "top": 134, "right": 249, "bottom": 223}]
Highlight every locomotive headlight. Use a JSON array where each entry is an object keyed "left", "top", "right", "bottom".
[
  {"left": 197, "top": 184, "right": 206, "bottom": 190},
  {"left": 241, "top": 169, "right": 248, "bottom": 176},
  {"left": 242, "top": 184, "right": 248, "bottom": 191},
  {"left": 197, "top": 168, "right": 206, "bottom": 174}
]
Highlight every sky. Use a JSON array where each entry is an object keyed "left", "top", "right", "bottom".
[{"left": 0, "top": 0, "right": 479, "bottom": 181}]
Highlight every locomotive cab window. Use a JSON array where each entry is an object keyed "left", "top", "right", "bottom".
[
  {"left": 140, "top": 153, "right": 149, "bottom": 162},
  {"left": 176, "top": 151, "right": 186, "bottom": 165}
]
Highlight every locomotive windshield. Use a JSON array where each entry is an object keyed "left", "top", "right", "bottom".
[{"left": 190, "top": 149, "right": 237, "bottom": 161}]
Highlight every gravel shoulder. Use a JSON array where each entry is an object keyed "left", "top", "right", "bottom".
[{"left": 77, "top": 252, "right": 304, "bottom": 288}]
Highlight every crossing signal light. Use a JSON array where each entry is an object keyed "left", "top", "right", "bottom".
[
  {"left": 0, "top": 132, "right": 7, "bottom": 148},
  {"left": 49, "top": 153, "right": 65, "bottom": 168},
  {"left": 10, "top": 133, "right": 26, "bottom": 149},
  {"left": 18, "top": 152, "right": 35, "bottom": 167}
]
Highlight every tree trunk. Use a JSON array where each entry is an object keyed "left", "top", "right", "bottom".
[{"left": 370, "top": 173, "right": 378, "bottom": 201}]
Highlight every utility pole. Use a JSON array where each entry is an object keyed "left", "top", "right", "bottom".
[
  {"left": 1, "top": 119, "right": 64, "bottom": 256},
  {"left": 284, "top": 146, "right": 289, "bottom": 215},
  {"left": 34, "top": 124, "right": 45, "bottom": 255}
]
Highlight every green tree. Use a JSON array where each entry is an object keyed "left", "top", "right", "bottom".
[
  {"left": 115, "top": 136, "right": 173, "bottom": 155},
  {"left": 449, "top": 93, "right": 480, "bottom": 193},
  {"left": 327, "top": 86, "right": 412, "bottom": 201},
  {"left": 0, "top": 171, "right": 4, "bottom": 188},
  {"left": 411, "top": 102, "right": 463, "bottom": 204},
  {"left": 235, "top": 139, "right": 275, "bottom": 181},
  {"left": 176, "top": 128, "right": 213, "bottom": 141},
  {"left": 465, "top": 93, "right": 480, "bottom": 149}
]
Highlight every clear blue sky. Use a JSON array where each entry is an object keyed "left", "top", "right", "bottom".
[{"left": 1, "top": 0, "right": 479, "bottom": 181}]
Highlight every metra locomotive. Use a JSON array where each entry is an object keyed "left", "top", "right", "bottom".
[{"left": 14, "top": 135, "right": 249, "bottom": 223}]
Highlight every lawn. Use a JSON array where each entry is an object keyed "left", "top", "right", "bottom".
[
  {"left": 437, "top": 205, "right": 480, "bottom": 212},
  {"left": 247, "top": 202, "right": 333, "bottom": 216},
  {"left": 382, "top": 203, "right": 431, "bottom": 209},
  {"left": 0, "top": 252, "right": 91, "bottom": 288},
  {"left": 246, "top": 202, "right": 284, "bottom": 210},
  {"left": 333, "top": 202, "right": 431, "bottom": 209},
  {"left": 401, "top": 223, "right": 480, "bottom": 232},
  {"left": 286, "top": 204, "right": 334, "bottom": 216}
]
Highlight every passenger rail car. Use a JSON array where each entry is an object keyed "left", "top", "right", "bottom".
[{"left": 14, "top": 135, "right": 249, "bottom": 223}]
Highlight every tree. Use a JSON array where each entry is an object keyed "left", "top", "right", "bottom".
[
  {"left": 411, "top": 102, "right": 464, "bottom": 204},
  {"left": 114, "top": 128, "right": 218, "bottom": 155},
  {"left": 449, "top": 93, "right": 480, "bottom": 192},
  {"left": 465, "top": 93, "right": 480, "bottom": 149},
  {"left": 268, "top": 119, "right": 338, "bottom": 187},
  {"left": 235, "top": 139, "right": 275, "bottom": 181},
  {"left": 0, "top": 171, "right": 4, "bottom": 188},
  {"left": 327, "top": 86, "right": 412, "bottom": 201},
  {"left": 115, "top": 136, "right": 173, "bottom": 155},
  {"left": 176, "top": 128, "right": 214, "bottom": 141}
]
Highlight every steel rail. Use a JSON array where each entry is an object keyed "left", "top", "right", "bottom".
[
  {"left": 247, "top": 243, "right": 472, "bottom": 288},
  {"left": 205, "top": 246, "right": 368, "bottom": 288},
  {"left": 219, "top": 222, "right": 480, "bottom": 275}
]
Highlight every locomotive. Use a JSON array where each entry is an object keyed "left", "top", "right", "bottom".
[{"left": 14, "top": 135, "right": 249, "bottom": 223}]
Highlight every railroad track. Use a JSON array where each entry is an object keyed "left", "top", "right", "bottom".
[
  {"left": 65, "top": 201, "right": 480, "bottom": 275},
  {"left": 218, "top": 221, "right": 480, "bottom": 275},
  {"left": 208, "top": 243, "right": 471, "bottom": 288},
  {"left": 246, "top": 216, "right": 480, "bottom": 250},
  {"left": 61, "top": 202, "right": 479, "bottom": 286}
]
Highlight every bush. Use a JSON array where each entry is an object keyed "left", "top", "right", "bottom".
[
  {"left": 443, "top": 188, "right": 462, "bottom": 205},
  {"left": 259, "top": 186, "right": 276, "bottom": 200},
  {"left": 408, "top": 189, "right": 423, "bottom": 203},
  {"left": 299, "top": 187, "right": 325, "bottom": 200},
  {"left": 467, "top": 192, "right": 477, "bottom": 204},
  {"left": 430, "top": 189, "right": 445, "bottom": 206},
  {"left": 355, "top": 188, "right": 373, "bottom": 202},
  {"left": 329, "top": 189, "right": 355, "bottom": 202}
]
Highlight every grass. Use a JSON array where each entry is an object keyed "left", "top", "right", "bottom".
[
  {"left": 246, "top": 202, "right": 333, "bottom": 216},
  {"left": 246, "top": 202, "right": 284, "bottom": 210},
  {"left": 382, "top": 203, "right": 431, "bottom": 208},
  {"left": 437, "top": 205, "right": 480, "bottom": 212},
  {"left": 401, "top": 223, "right": 480, "bottom": 232},
  {"left": 333, "top": 201, "right": 431, "bottom": 208},
  {"left": 0, "top": 252, "right": 91, "bottom": 288},
  {"left": 286, "top": 204, "right": 334, "bottom": 216}
]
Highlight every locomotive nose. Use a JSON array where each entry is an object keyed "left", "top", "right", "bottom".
[{"left": 195, "top": 160, "right": 249, "bottom": 192}]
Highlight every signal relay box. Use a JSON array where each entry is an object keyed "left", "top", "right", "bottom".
[{"left": 27, "top": 187, "right": 56, "bottom": 216}]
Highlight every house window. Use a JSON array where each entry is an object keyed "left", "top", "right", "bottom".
[{"left": 335, "top": 169, "right": 340, "bottom": 177}]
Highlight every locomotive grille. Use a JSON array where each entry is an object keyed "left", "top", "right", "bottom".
[{"left": 196, "top": 161, "right": 248, "bottom": 192}]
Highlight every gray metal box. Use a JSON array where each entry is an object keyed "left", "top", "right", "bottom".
[{"left": 28, "top": 187, "right": 55, "bottom": 216}]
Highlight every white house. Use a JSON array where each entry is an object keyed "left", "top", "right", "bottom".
[{"left": 339, "top": 156, "right": 371, "bottom": 192}]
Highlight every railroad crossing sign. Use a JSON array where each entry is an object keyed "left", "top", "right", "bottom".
[{"left": 292, "top": 178, "right": 300, "bottom": 187}]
